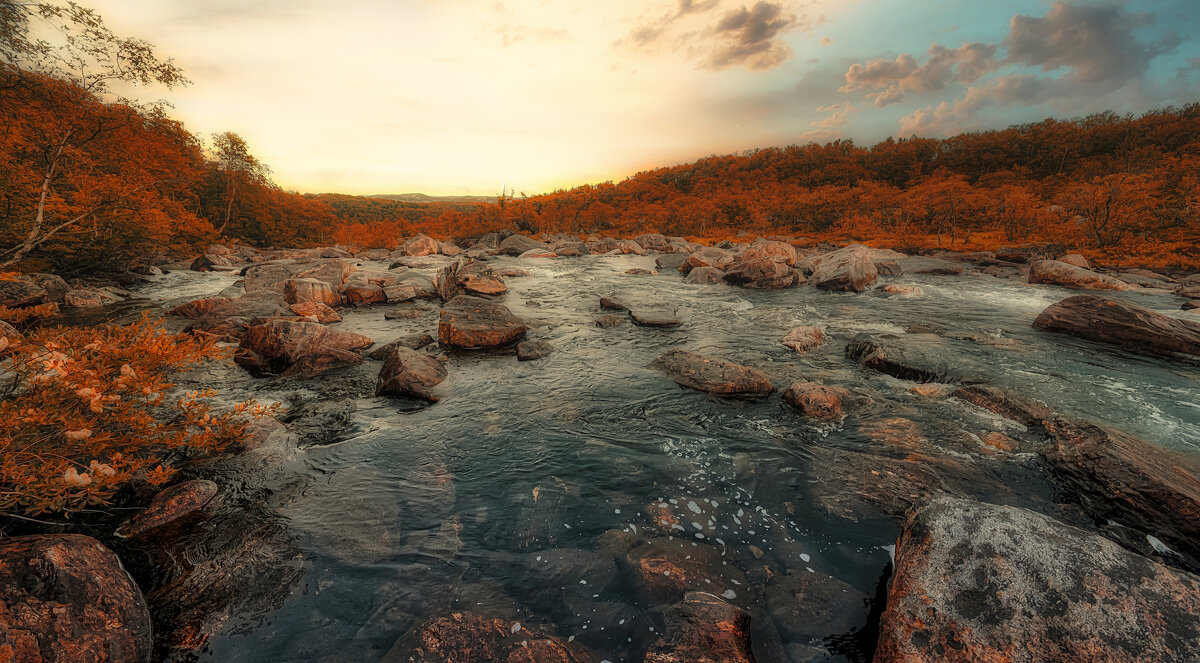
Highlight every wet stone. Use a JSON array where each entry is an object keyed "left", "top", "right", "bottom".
[
  {"left": 652, "top": 350, "right": 773, "bottom": 397},
  {"left": 116, "top": 479, "right": 219, "bottom": 539},
  {"left": 629, "top": 305, "right": 681, "bottom": 327},
  {"left": 516, "top": 339, "right": 554, "bottom": 361}
]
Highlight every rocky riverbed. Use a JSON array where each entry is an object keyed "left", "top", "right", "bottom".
[{"left": 3, "top": 233, "right": 1200, "bottom": 662}]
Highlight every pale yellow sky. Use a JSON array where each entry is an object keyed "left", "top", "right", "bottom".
[{"left": 84, "top": 0, "right": 849, "bottom": 195}]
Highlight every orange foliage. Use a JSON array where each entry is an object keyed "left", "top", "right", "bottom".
[{"left": 0, "top": 316, "right": 269, "bottom": 516}]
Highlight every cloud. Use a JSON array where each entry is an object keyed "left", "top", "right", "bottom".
[
  {"left": 494, "top": 24, "right": 571, "bottom": 48},
  {"left": 620, "top": 1, "right": 807, "bottom": 71},
  {"left": 811, "top": 101, "right": 855, "bottom": 127},
  {"left": 843, "top": 1, "right": 1186, "bottom": 134},
  {"left": 798, "top": 128, "right": 842, "bottom": 143}
]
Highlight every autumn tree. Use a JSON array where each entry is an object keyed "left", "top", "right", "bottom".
[
  {"left": 1061, "top": 173, "right": 1156, "bottom": 249},
  {"left": 209, "top": 131, "right": 269, "bottom": 236}
]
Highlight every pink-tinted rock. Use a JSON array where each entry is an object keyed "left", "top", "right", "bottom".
[
  {"left": 811, "top": 244, "right": 878, "bottom": 292},
  {"left": 375, "top": 347, "right": 447, "bottom": 402},
  {"left": 284, "top": 278, "right": 341, "bottom": 307},
  {"left": 652, "top": 350, "right": 772, "bottom": 397},
  {"left": 1028, "top": 259, "right": 1127, "bottom": 291},
  {"left": 783, "top": 381, "right": 849, "bottom": 421},
  {"left": 289, "top": 301, "right": 342, "bottom": 323},
  {"left": 438, "top": 295, "right": 527, "bottom": 349}
]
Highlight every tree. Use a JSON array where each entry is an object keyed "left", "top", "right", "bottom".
[{"left": 210, "top": 131, "right": 269, "bottom": 236}]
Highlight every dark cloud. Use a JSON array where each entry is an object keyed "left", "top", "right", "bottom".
[
  {"left": 841, "top": 42, "right": 996, "bottom": 106},
  {"left": 702, "top": 2, "right": 797, "bottom": 70}
]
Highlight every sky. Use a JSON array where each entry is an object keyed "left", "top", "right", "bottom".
[{"left": 80, "top": 0, "right": 1200, "bottom": 196}]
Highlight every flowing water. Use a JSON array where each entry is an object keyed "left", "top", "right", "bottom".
[{"left": 120, "top": 255, "right": 1200, "bottom": 662}]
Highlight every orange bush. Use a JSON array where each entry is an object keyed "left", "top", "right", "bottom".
[{"left": 0, "top": 316, "right": 269, "bottom": 517}]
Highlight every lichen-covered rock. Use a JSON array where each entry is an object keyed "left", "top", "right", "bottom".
[
  {"left": 1033, "top": 294, "right": 1200, "bottom": 357},
  {"left": 116, "top": 480, "right": 219, "bottom": 539},
  {"left": 876, "top": 497, "right": 1200, "bottom": 663},
  {"left": 375, "top": 347, "right": 447, "bottom": 402},
  {"left": 652, "top": 350, "right": 772, "bottom": 397},
  {"left": 438, "top": 295, "right": 527, "bottom": 349},
  {"left": 1028, "top": 259, "right": 1128, "bottom": 291},
  {"left": 0, "top": 534, "right": 153, "bottom": 663}
]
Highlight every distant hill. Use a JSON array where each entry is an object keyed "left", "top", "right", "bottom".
[{"left": 370, "top": 193, "right": 497, "bottom": 204}]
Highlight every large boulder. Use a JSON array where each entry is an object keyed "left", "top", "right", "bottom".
[
  {"left": 876, "top": 497, "right": 1200, "bottom": 663},
  {"left": 656, "top": 254, "right": 688, "bottom": 271},
  {"left": 1033, "top": 294, "right": 1200, "bottom": 357},
  {"left": 845, "top": 333, "right": 966, "bottom": 383},
  {"left": 736, "top": 239, "right": 797, "bottom": 265},
  {"left": 1028, "top": 259, "right": 1128, "bottom": 291},
  {"left": 651, "top": 350, "right": 772, "bottom": 397},
  {"left": 438, "top": 295, "right": 527, "bottom": 349},
  {"left": 810, "top": 244, "right": 878, "bottom": 292},
  {"left": 497, "top": 234, "right": 547, "bottom": 256},
  {"left": 238, "top": 320, "right": 373, "bottom": 376},
  {"left": 634, "top": 233, "right": 672, "bottom": 252},
  {"left": 1057, "top": 253, "right": 1091, "bottom": 268},
  {"left": 27, "top": 273, "right": 69, "bottom": 303},
  {"left": 375, "top": 347, "right": 447, "bottom": 402},
  {"left": 0, "top": 534, "right": 153, "bottom": 663},
  {"left": 680, "top": 247, "right": 735, "bottom": 274},
  {"left": 289, "top": 301, "right": 342, "bottom": 323},
  {"left": 645, "top": 592, "right": 755, "bottom": 663},
  {"left": 723, "top": 258, "right": 800, "bottom": 289},
  {"left": 403, "top": 234, "right": 440, "bottom": 257},
  {"left": 283, "top": 278, "right": 341, "bottom": 307}
]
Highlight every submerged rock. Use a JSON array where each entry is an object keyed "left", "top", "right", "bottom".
[
  {"left": 656, "top": 254, "right": 688, "bottom": 271},
  {"left": 876, "top": 497, "right": 1200, "bottom": 663},
  {"left": 952, "top": 384, "right": 1051, "bottom": 428},
  {"left": 629, "top": 305, "right": 681, "bottom": 327},
  {"left": 0, "top": 534, "right": 153, "bottom": 663},
  {"left": 594, "top": 314, "right": 624, "bottom": 328},
  {"left": 782, "top": 381, "right": 849, "bottom": 422},
  {"left": 810, "top": 244, "right": 878, "bottom": 292},
  {"left": 1041, "top": 416, "right": 1200, "bottom": 565},
  {"left": 375, "top": 347, "right": 447, "bottom": 402},
  {"left": 625, "top": 538, "right": 746, "bottom": 604},
  {"left": 599, "top": 295, "right": 630, "bottom": 311},
  {"left": 645, "top": 592, "right": 755, "bottom": 663},
  {"left": 438, "top": 295, "right": 527, "bottom": 349},
  {"left": 384, "top": 611, "right": 594, "bottom": 663},
  {"left": 1033, "top": 294, "right": 1200, "bottom": 357},
  {"left": 1028, "top": 259, "right": 1128, "bottom": 291},
  {"left": 116, "top": 479, "right": 219, "bottom": 539},
  {"left": 516, "top": 339, "right": 554, "bottom": 361},
  {"left": 764, "top": 570, "right": 870, "bottom": 644},
  {"left": 652, "top": 350, "right": 772, "bottom": 397},
  {"left": 780, "top": 325, "right": 824, "bottom": 352}
]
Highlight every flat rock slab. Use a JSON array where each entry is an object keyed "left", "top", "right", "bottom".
[
  {"left": 1029, "top": 259, "right": 1128, "bottom": 291},
  {"left": 1033, "top": 294, "right": 1200, "bottom": 357},
  {"left": 438, "top": 295, "right": 527, "bottom": 349},
  {"left": 629, "top": 306, "right": 681, "bottom": 327},
  {"left": 845, "top": 333, "right": 968, "bottom": 383},
  {"left": 0, "top": 534, "right": 153, "bottom": 663},
  {"left": 652, "top": 350, "right": 772, "bottom": 397},
  {"left": 876, "top": 497, "right": 1200, "bottom": 663},
  {"left": 116, "top": 479, "right": 219, "bottom": 539}
]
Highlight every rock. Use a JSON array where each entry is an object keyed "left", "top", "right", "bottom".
[
  {"left": 403, "top": 234, "right": 440, "bottom": 257},
  {"left": 765, "top": 571, "right": 869, "bottom": 644},
  {"left": 383, "top": 612, "right": 594, "bottom": 663},
  {"left": 498, "top": 234, "right": 548, "bottom": 256},
  {"left": 462, "top": 275, "right": 507, "bottom": 296},
  {"left": 629, "top": 305, "right": 681, "bottom": 327},
  {"left": 0, "top": 319, "right": 17, "bottom": 339},
  {"left": 1186, "top": 300, "right": 1200, "bottom": 311},
  {"left": 625, "top": 538, "right": 745, "bottom": 603},
  {"left": 1028, "top": 259, "right": 1128, "bottom": 291},
  {"left": 614, "top": 239, "right": 648, "bottom": 255},
  {"left": 685, "top": 266, "right": 725, "bottom": 284},
  {"left": 736, "top": 239, "right": 797, "bottom": 265},
  {"left": 1041, "top": 416, "right": 1200, "bottom": 565},
  {"left": 1177, "top": 284, "right": 1200, "bottom": 299},
  {"left": 289, "top": 301, "right": 342, "bottom": 323},
  {"left": 283, "top": 278, "right": 341, "bottom": 307},
  {"left": 383, "top": 283, "right": 420, "bottom": 302},
  {"left": 625, "top": 267, "right": 657, "bottom": 275},
  {"left": 645, "top": 592, "right": 755, "bottom": 663},
  {"left": 879, "top": 283, "right": 921, "bottom": 296},
  {"left": 0, "top": 534, "right": 153, "bottom": 662},
  {"left": 599, "top": 295, "right": 630, "bottom": 311},
  {"left": 783, "top": 381, "right": 849, "bottom": 421},
  {"left": 438, "top": 295, "right": 527, "bottom": 349},
  {"left": 385, "top": 308, "right": 427, "bottom": 320},
  {"left": 594, "top": 315, "right": 624, "bottom": 328},
  {"left": 979, "top": 431, "right": 1018, "bottom": 452},
  {"left": 341, "top": 282, "right": 387, "bottom": 305},
  {"left": 1057, "top": 253, "right": 1091, "bottom": 268},
  {"left": 634, "top": 233, "right": 672, "bottom": 252},
  {"left": 811, "top": 244, "right": 878, "bottom": 292},
  {"left": 27, "top": 273, "right": 69, "bottom": 302},
  {"left": 116, "top": 479, "right": 219, "bottom": 539},
  {"left": 652, "top": 350, "right": 772, "bottom": 397},
  {"left": 876, "top": 497, "right": 1200, "bottom": 663},
  {"left": 0, "top": 276, "right": 47, "bottom": 307},
  {"left": 951, "top": 384, "right": 1051, "bottom": 428},
  {"left": 516, "top": 340, "right": 554, "bottom": 361},
  {"left": 295, "top": 259, "right": 357, "bottom": 290},
  {"left": 375, "top": 347, "right": 447, "bottom": 402},
  {"left": 680, "top": 247, "right": 735, "bottom": 274},
  {"left": 1033, "top": 294, "right": 1200, "bottom": 357},
  {"left": 190, "top": 252, "right": 240, "bottom": 271},
  {"left": 63, "top": 288, "right": 121, "bottom": 308},
  {"left": 238, "top": 320, "right": 373, "bottom": 376},
  {"left": 518, "top": 248, "right": 557, "bottom": 259},
  {"left": 892, "top": 257, "right": 964, "bottom": 275},
  {"left": 780, "top": 326, "right": 824, "bottom": 352},
  {"left": 845, "top": 333, "right": 964, "bottom": 383},
  {"left": 655, "top": 254, "right": 688, "bottom": 271},
  {"left": 368, "top": 333, "right": 435, "bottom": 359},
  {"left": 723, "top": 258, "right": 800, "bottom": 289}
]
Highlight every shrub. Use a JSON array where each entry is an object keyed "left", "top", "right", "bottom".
[{"left": 0, "top": 315, "right": 268, "bottom": 517}]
